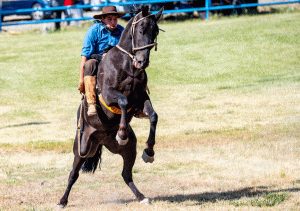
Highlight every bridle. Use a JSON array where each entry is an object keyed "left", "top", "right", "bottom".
[
  {"left": 131, "top": 12, "right": 158, "bottom": 52},
  {"left": 116, "top": 12, "right": 158, "bottom": 68}
]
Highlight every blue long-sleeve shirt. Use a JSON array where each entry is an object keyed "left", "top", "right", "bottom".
[{"left": 81, "top": 20, "right": 124, "bottom": 59}]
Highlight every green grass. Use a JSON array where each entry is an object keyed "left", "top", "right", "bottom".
[
  {"left": 0, "top": 140, "right": 74, "bottom": 153},
  {"left": 0, "top": 13, "right": 299, "bottom": 112},
  {"left": 230, "top": 192, "right": 290, "bottom": 207},
  {"left": 1, "top": 12, "right": 299, "bottom": 92},
  {"left": 151, "top": 12, "right": 300, "bottom": 87}
]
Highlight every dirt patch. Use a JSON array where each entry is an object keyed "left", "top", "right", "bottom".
[{"left": 0, "top": 106, "right": 11, "bottom": 115}]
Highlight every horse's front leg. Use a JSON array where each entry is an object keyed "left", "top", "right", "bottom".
[
  {"left": 102, "top": 89, "right": 130, "bottom": 145},
  {"left": 116, "top": 96, "right": 130, "bottom": 145},
  {"left": 141, "top": 97, "right": 158, "bottom": 163}
]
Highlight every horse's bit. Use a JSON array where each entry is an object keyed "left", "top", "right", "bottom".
[{"left": 116, "top": 12, "right": 159, "bottom": 69}]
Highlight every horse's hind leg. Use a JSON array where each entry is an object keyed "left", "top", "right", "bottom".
[
  {"left": 141, "top": 98, "right": 158, "bottom": 163},
  {"left": 113, "top": 128, "right": 151, "bottom": 204},
  {"left": 57, "top": 140, "right": 86, "bottom": 208},
  {"left": 123, "top": 147, "right": 151, "bottom": 204}
]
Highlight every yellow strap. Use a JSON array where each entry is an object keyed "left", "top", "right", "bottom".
[{"left": 99, "top": 94, "right": 131, "bottom": 115}]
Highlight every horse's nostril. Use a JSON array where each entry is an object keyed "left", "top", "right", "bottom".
[{"left": 139, "top": 58, "right": 147, "bottom": 63}]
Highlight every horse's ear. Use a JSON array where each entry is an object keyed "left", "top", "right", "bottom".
[
  {"left": 155, "top": 7, "right": 164, "bottom": 22},
  {"left": 142, "top": 5, "right": 149, "bottom": 17}
]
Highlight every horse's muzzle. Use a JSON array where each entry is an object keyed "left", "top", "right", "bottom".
[
  {"left": 134, "top": 60, "right": 139, "bottom": 69},
  {"left": 135, "top": 60, "right": 149, "bottom": 70},
  {"left": 135, "top": 51, "right": 150, "bottom": 70}
]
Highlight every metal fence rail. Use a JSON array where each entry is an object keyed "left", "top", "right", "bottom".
[{"left": 0, "top": 0, "right": 299, "bottom": 31}]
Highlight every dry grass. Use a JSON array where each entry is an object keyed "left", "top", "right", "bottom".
[
  {"left": 1, "top": 81, "right": 300, "bottom": 210},
  {"left": 1, "top": 134, "right": 300, "bottom": 210},
  {"left": 131, "top": 82, "right": 300, "bottom": 143}
]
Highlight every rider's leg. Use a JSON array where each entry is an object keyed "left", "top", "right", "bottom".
[
  {"left": 84, "top": 76, "right": 97, "bottom": 116},
  {"left": 83, "top": 59, "right": 99, "bottom": 116}
]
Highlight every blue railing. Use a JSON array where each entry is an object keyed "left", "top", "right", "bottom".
[{"left": 1, "top": 0, "right": 299, "bottom": 32}]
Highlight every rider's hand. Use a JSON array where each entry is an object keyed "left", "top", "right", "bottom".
[{"left": 78, "top": 81, "right": 85, "bottom": 94}]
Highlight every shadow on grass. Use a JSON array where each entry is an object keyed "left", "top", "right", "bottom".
[
  {"left": 0, "top": 122, "right": 51, "bottom": 130},
  {"left": 108, "top": 186, "right": 300, "bottom": 205},
  {"left": 151, "top": 186, "right": 300, "bottom": 205}
]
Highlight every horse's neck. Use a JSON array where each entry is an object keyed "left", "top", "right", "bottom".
[{"left": 117, "top": 18, "right": 134, "bottom": 54}]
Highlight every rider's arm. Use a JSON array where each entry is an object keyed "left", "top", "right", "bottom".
[{"left": 78, "top": 26, "right": 97, "bottom": 93}]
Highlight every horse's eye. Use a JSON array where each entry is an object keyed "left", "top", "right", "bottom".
[{"left": 139, "top": 31, "right": 143, "bottom": 35}]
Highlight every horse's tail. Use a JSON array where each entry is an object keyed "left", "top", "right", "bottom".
[{"left": 81, "top": 145, "right": 103, "bottom": 173}]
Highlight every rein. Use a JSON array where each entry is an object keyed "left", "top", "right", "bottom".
[
  {"left": 116, "top": 45, "right": 135, "bottom": 60},
  {"left": 116, "top": 12, "right": 159, "bottom": 67}
]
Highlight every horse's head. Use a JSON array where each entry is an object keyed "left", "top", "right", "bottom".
[{"left": 131, "top": 6, "right": 164, "bottom": 70}]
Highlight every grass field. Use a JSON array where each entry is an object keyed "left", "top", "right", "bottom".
[{"left": 1, "top": 11, "right": 300, "bottom": 210}]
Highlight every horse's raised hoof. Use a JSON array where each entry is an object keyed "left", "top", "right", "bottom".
[
  {"left": 142, "top": 149, "right": 154, "bottom": 163},
  {"left": 116, "top": 133, "right": 129, "bottom": 145},
  {"left": 140, "top": 197, "right": 152, "bottom": 205}
]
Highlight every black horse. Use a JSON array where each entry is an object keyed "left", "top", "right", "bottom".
[{"left": 57, "top": 6, "right": 164, "bottom": 208}]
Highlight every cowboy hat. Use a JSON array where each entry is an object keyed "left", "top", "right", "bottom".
[{"left": 93, "top": 6, "right": 126, "bottom": 19}]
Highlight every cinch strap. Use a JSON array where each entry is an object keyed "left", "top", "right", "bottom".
[{"left": 99, "top": 94, "right": 132, "bottom": 114}]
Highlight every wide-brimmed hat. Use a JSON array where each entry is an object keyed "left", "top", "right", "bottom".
[{"left": 93, "top": 6, "right": 126, "bottom": 19}]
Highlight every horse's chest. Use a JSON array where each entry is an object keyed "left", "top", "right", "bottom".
[{"left": 119, "top": 71, "right": 146, "bottom": 97}]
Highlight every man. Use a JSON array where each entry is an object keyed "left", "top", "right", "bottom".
[
  {"left": 78, "top": 6, "right": 126, "bottom": 116},
  {"left": 50, "top": 0, "right": 65, "bottom": 30}
]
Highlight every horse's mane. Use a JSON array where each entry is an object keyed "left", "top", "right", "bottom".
[
  {"left": 119, "top": 5, "right": 151, "bottom": 45},
  {"left": 119, "top": 17, "right": 134, "bottom": 44},
  {"left": 118, "top": 5, "right": 157, "bottom": 52}
]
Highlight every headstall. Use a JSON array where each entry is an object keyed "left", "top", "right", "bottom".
[{"left": 116, "top": 12, "right": 159, "bottom": 68}]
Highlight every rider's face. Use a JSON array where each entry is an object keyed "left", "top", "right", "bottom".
[{"left": 102, "top": 15, "right": 118, "bottom": 32}]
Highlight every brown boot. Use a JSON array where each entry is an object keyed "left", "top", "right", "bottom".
[{"left": 84, "top": 76, "right": 97, "bottom": 116}]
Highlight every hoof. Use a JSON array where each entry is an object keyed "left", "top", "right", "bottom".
[
  {"left": 140, "top": 197, "right": 152, "bottom": 205},
  {"left": 55, "top": 204, "right": 66, "bottom": 210},
  {"left": 142, "top": 149, "right": 154, "bottom": 163},
  {"left": 116, "top": 133, "right": 128, "bottom": 145}
]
